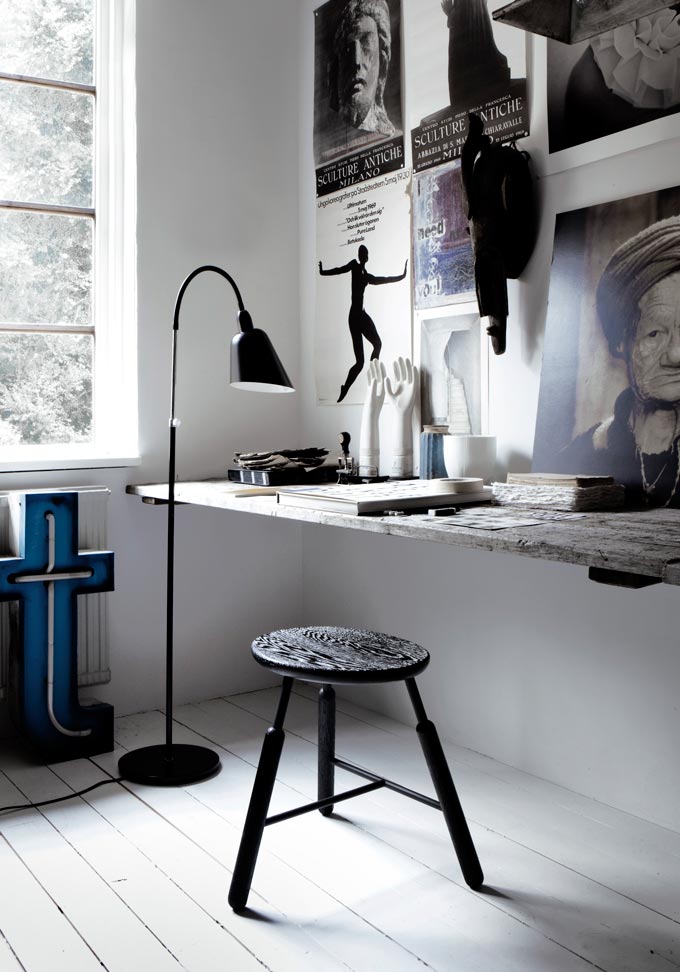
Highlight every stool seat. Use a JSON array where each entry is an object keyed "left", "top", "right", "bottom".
[{"left": 252, "top": 625, "right": 430, "bottom": 684}]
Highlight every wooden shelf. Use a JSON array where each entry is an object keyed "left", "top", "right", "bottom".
[{"left": 126, "top": 480, "right": 680, "bottom": 588}]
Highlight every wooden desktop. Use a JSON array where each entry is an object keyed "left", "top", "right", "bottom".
[{"left": 126, "top": 480, "right": 680, "bottom": 589}]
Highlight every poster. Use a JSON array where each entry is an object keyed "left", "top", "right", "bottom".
[
  {"left": 532, "top": 184, "right": 680, "bottom": 508},
  {"left": 547, "top": 8, "right": 680, "bottom": 168},
  {"left": 417, "top": 308, "right": 486, "bottom": 433},
  {"left": 406, "top": 0, "right": 528, "bottom": 173},
  {"left": 315, "top": 170, "right": 412, "bottom": 405},
  {"left": 412, "top": 160, "right": 474, "bottom": 309},
  {"left": 314, "top": 0, "right": 405, "bottom": 197}
]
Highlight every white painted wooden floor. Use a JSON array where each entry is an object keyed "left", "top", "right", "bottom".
[{"left": 0, "top": 686, "right": 679, "bottom": 972}]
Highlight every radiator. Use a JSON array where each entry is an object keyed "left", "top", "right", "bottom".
[{"left": 0, "top": 486, "right": 111, "bottom": 700}]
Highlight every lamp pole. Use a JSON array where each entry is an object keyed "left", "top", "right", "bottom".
[{"left": 119, "top": 266, "right": 293, "bottom": 786}]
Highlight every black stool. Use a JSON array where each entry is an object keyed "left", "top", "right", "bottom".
[{"left": 228, "top": 626, "right": 483, "bottom": 911}]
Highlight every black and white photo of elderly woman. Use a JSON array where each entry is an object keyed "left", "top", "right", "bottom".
[{"left": 554, "top": 215, "right": 680, "bottom": 507}]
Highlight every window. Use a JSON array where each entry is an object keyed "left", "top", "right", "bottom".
[{"left": 0, "top": 0, "right": 137, "bottom": 470}]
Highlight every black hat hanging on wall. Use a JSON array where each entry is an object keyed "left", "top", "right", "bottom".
[{"left": 460, "top": 113, "right": 536, "bottom": 355}]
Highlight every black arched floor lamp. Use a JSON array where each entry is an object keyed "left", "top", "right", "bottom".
[{"left": 118, "top": 265, "right": 294, "bottom": 786}]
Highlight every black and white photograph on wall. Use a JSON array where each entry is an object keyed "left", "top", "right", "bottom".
[
  {"left": 314, "top": 0, "right": 405, "bottom": 197},
  {"left": 412, "top": 160, "right": 474, "bottom": 309},
  {"left": 547, "top": 7, "right": 680, "bottom": 169},
  {"left": 406, "top": 0, "right": 528, "bottom": 173},
  {"left": 532, "top": 184, "right": 680, "bottom": 508},
  {"left": 315, "top": 171, "right": 412, "bottom": 405},
  {"left": 417, "top": 308, "right": 486, "bottom": 433}
]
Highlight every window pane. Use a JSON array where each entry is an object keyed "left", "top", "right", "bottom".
[
  {"left": 0, "top": 211, "right": 92, "bottom": 326},
  {"left": 0, "top": 333, "right": 93, "bottom": 445},
  {"left": 0, "top": 0, "right": 94, "bottom": 85},
  {"left": 0, "top": 81, "right": 93, "bottom": 208}
]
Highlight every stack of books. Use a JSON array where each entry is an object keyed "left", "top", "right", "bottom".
[
  {"left": 277, "top": 478, "right": 492, "bottom": 515},
  {"left": 492, "top": 474, "right": 625, "bottom": 512}
]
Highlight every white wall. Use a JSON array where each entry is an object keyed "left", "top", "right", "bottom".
[
  {"left": 298, "top": 3, "right": 680, "bottom": 831},
  {"left": 0, "top": 0, "right": 304, "bottom": 721},
  {"left": 3, "top": 0, "right": 678, "bottom": 834}
]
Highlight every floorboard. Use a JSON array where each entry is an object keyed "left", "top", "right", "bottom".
[
  {"left": 181, "top": 691, "right": 680, "bottom": 972},
  {"left": 0, "top": 929, "right": 24, "bottom": 972},
  {"left": 234, "top": 687, "right": 680, "bottom": 916},
  {"left": 0, "top": 692, "right": 678, "bottom": 972}
]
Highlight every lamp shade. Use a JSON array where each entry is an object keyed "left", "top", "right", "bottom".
[
  {"left": 230, "top": 316, "right": 294, "bottom": 393},
  {"left": 493, "top": 0, "right": 671, "bottom": 44}
]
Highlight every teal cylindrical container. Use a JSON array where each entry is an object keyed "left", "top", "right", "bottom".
[{"left": 419, "top": 432, "right": 447, "bottom": 479}]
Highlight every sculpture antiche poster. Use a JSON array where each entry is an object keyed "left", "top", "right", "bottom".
[
  {"left": 407, "top": 0, "right": 529, "bottom": 173},
  {"left": 314, "top": 0, "right": 406, "bottom": 197}
]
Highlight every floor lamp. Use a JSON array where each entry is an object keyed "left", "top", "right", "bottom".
[{"left": 118, "top": 265, "right": 294, "bottom": 786}]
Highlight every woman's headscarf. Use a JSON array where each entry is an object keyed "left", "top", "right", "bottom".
[{"left": 597, "top": 215, "right": 680, "bottom": 358}]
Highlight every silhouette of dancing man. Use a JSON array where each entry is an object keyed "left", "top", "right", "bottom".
[{"left": 319, "top": 245, "right": 408, "bottom": 402}]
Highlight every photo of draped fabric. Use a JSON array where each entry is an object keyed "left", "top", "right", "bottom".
[{"left": 548, "top": 7, "right": 680, "bottom": 156}]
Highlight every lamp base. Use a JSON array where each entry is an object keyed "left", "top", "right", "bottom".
[{"left": 118, "top": 743, "right": 221, "bottom": 786}]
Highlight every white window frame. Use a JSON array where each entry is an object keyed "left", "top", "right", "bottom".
[{"left": 0, "top": 0, "right": 138, "bottom": 472}]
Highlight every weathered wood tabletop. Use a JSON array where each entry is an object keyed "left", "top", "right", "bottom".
[{"left": 127, "top": 481, "right": 680, "bottom": 587}]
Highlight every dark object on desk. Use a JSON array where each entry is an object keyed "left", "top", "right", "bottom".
[
  {"left": 228, "top": 626, "right": 483, "bottom": 912},
  {"left": 338, "top": 431, "right": 355, "bottom": 478},
  {"left": 493, "top": 0, "right": 670, "bottom": 44},
  {"left": 337, "top": 473, "right": 390, "bottom": 485},
  {"left": 118, "top": 264, "right": 294, "bottom": 789},
  {"left": 428, "top": 506, "right": 460, "bottom": 517},
  {"left": 460, "top": 112, "right": 536, "bottom": 355},
  {"left": 228, "top": 465, "right": 337, "bottom": 486},
  {"left": 234, "top": 447, "right": 328, "bottom": 470}
]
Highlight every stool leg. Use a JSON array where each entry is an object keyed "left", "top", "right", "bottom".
[
  {"left": 229, "top": 677, "right": 293, "bottom": 911},
  {"left": 406, "top": 677, "right": 484, "bottom": 890},
  {"left": 318, "top": 684, "right": 336, "bottom": 816}
]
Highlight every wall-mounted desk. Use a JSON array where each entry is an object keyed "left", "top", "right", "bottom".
[{"left": 127, "top": 480, "right": 680, "bottom": 589}]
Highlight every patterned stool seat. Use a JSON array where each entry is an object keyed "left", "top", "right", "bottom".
[{"left": 252, "top": 625, "right": 430, "bottom": 684}]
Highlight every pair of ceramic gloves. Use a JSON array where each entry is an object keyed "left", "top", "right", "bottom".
[{"left": 360, "top": 357, "right": 418, "bottom": 479}]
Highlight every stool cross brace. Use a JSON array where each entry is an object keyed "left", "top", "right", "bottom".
[{"left": 228, "top": 676, "right": 483, "bottom": 911}]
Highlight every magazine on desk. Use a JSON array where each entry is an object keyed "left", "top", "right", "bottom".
[{"left": 276, "top": 479, "right": 493, "bottom": 515}]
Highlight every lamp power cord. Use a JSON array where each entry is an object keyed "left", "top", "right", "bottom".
[{"left": 0, "top": 774, "right": 124, "bottom": 815}]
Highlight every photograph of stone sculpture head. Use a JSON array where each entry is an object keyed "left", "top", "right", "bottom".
[
  {"left": 314, "top": 0, "right": 403, "bottom": 166},
  {"left": 533, "top": 184, "right": 680, "bottom": 508}
]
